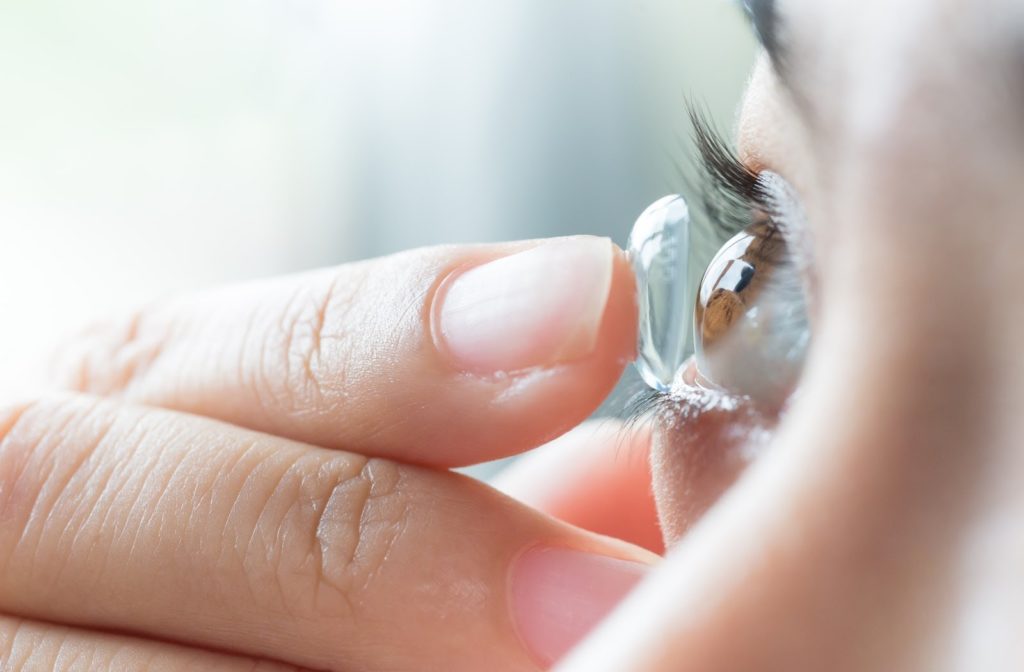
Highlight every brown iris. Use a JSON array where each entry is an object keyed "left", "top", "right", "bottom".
[{"left": 693, "top": 217, "right": 801, "bottom": 403}]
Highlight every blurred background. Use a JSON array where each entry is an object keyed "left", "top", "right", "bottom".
[{"left": 0, "top": 0, "right": 755, "bottom": 398}]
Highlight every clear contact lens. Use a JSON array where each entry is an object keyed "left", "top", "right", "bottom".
[{"left": 628, "top": 195, "right": 694, "bottom": 392}]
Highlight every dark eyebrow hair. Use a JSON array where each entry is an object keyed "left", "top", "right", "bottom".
[
  {"left": 742, "top": 0, "right": 781, "bottom": 62},
  {"left": 741, "top": 0, "right": 806, "bottom": 107}
]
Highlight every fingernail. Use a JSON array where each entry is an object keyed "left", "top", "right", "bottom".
[
  {"left": 436, "top": 237, "right": 615, "bottom": 374},
  {"left": 510, "top": 546, "right": 648, "bottom": 667}
]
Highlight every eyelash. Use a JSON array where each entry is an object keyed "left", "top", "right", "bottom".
[
  {"left": 622, "top": 108, "right": 791, "bottom": 420},
  {"left": 688, "top": 107, "right": 777, "bottom": 244}
]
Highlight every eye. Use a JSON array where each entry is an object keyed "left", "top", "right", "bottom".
[
  {"left": 693, "top": 210, "right": 810, "bottom": 405},
  {"left": 629, "top": 112, "right": 811, "bottom": 404},
  {"left": 629, "top": 187, "right": 810, "bottom": 404}
]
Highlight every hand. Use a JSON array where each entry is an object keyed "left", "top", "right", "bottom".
[{"left": 1, "top": 236, "right": 657, "bottom": 671}]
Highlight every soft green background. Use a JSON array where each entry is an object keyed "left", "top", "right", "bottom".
[{"left": 0, "top": 0, "right": 755, "bottom": 393}]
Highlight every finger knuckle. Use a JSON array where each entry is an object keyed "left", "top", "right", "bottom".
[
  {"left": 50, "top": 306, "right": 171, "bottom": 396},
  {"left": 254, "top": 269, "right": 366, "bottom": 417},
  {"left": 252, "top": 453, "right": 411, "bottom": 621}
]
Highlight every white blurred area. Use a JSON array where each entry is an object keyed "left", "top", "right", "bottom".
[{"left": 0, "top": 0, "right": 754, "bottom": 395}]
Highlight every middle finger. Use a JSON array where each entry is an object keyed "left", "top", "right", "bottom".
[{"left": 0, "top": 394, "right": 654, "bottom": 671}]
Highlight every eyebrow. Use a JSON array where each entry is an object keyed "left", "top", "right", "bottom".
[
  {"left": 742, "top": 0, "right": 780, "bottom": 58},
  {"left": 741, "top": 0, "right": 805, "bottom": 106}
]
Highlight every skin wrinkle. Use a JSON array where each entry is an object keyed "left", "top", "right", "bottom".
[
  {"left": 312, "top": 265, "right": 369, "bottom": 396},
  {"left": 114, "top": 308, "right": 167, "bottom": 398},
  {"left": 111, "top": 422, "right": 171, "bottom": 594},
  {"left": 304, "top": 272, "right": 340, "bottom": 406},
  {"left": 0, "top": 402, "right": 37, "bottom": 537},
  {"left": 0, "top": 616, "right": 317, "bottom": 672},
  {"left": 278, "top": 282, "right": 329, "bottom": 416},
  {"left": 266, "top": 456, "right": 317, "bottom": 619},
  {"left": 276, "top": 286, "right": 307, "bottom": 414},
  {"left": 235, "top": 305, "right": 264, "bottom": 425},
  {"left": 69, "top": 427, "right": 143, "bottom": 597},
  {"left": 239, "top": 450, "right": 310, "bottom": 615},
  {"left": 286, "top": 268, "right": 365, "bottom": 426},
  {"left": 0, "top": 619, "right": 28, "bottom": 671},
  {"left": 204, "top": 440, "right": 262, "bottom": 599},
  {"left": 220, "top": 446, "right": 411, "bottom": 626},
  {"left": 4, "top": 402, "right": 82, "bottom": 563},
  {"left": 250, "top": 299, "right": 281, "bottom": 431},
  {"left": 68, "top": 307, "right": 171, "bottom": 399},
  {"left": 25, "top": 401, "right": 116, "bottom": 589},
  {"left": 118, "top": 413, "right": 179, "bottom": 577},
  {"left": 225, "top": 444, "right": 296, "bottom": 610},
  {"left": 268, "top": 454, "right": 341, "bottom": 619},
  {"left": 353, "top": 461, "right": 407, "bottom": 592},
  {"left": 314, "top": 458, "right": 409, "bottom": 610},
  {"left": 83, "top": 430, "right": 142, "bottom": 567}
]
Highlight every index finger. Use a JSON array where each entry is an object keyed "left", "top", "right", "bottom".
[{"left": 52, "top": 236, "right": 637, "bottom": 467}]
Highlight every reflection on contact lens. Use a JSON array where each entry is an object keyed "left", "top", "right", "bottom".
[
  {"left": 694, "top": 220, "right": 809, "bottom": 404},
  {"left": 628, "top": 195, "right": 693, "bottom": 392},
  {"left": 629, "top": 190, "right": 810, "bottom": 404}
]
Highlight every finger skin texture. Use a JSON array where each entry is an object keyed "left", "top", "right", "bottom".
[
  {"left": 0, "top": 616, "right": 306, "bottom": 672},
  {"left": 53, "top": 239, "right": 638, "bottom": 467},
  {"left": 494, "top": 421, "right": 664, "bottom": 554},
  {"left": 0, "top": 395, "right": 655, "bottom": 672}
]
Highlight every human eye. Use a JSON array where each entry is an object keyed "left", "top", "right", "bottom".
[{"left": 630, "top": 111, "right": 812, "bottom": 409}]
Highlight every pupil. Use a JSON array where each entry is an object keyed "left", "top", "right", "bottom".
[{"left": 721, "top": 261, "right": 756, "bottom": 294}]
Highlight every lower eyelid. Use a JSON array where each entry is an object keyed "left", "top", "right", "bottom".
[{"left": 649, "top": 377, "right": 777, "bottom": 540}]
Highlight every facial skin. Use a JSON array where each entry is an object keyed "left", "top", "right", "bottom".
[{"left": 559, "top": 0, "right": 1024, "bottom": 669}]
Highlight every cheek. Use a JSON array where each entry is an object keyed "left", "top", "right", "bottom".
[{"left": 650, "top": 390, "right": 776, "bottom": 546}]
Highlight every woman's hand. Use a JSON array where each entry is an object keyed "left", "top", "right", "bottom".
[{"left": 0, "top": 237, "right": 657, "bottom": 671}]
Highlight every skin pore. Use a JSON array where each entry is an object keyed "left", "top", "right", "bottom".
[{"left": 560, "top": 0, "right": 1024, "bottom": 670}]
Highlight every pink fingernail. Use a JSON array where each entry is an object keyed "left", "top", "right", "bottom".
[
  {"left": 510, "top": 546, "right": 648, "bottom": 667},
  {"left": 436, "top": 237, "right": 615, "bottom": 374}
]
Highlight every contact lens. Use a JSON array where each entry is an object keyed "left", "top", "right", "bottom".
[
  {"left": 694, "top": 220, "right": 810, "bottom": 402},
  {"left": 628, "top": 195, "right": 693, "bottom": 392}
]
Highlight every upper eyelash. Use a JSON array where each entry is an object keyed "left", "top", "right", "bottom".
[
  {"left": 687, "top": 107, "right": 778, "bottom": 244},
  {"left": 618, "top": 109, "right": 792, "bottom": 418}
]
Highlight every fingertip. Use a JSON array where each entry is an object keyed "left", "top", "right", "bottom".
[
  {"left": 495, "top": 422, "right": 663, "bottom": 554},
  {"left": 598, "top": 241, "right": 634, "bottom": 366},
  {"left": 409, "top": 238, "right": 638, "bottom": 465}
]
